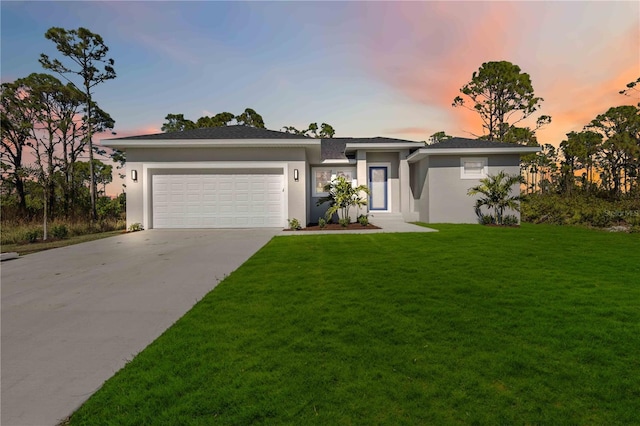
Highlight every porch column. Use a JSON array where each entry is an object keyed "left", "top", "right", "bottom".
[
  {"left": 356, "top": 150, "right": 368, "bottom": 214},
  {"left": 399, "top": 150, "right": 414, "bottom": 221}
]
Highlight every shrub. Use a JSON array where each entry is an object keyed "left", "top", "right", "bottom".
[
  {"left": 318, "top": 218, "right": 327, "bottom": 229},
  {"left": 50, "top": 224, "right": 69, "bottom": 239},
  {"left": 338, "top": 217, "right": 351, "bottom": 228},
  {"left": 502, "top": 215, "right": 519, "bottom": 226},
  {"left": 317, "top": 176, "right": 370, "bottom": 221},
  {"left": 128, "top": 223, "right": 144, "bottom": 232},
  {"left": 287, "top": 218, "right": 302, "bottom": 230},
  {"left": 478, "top": 214, "right": 495, "bottom": 225},
  {"left": 24, "top": 229, "right": 41, "bottom": 243},
  {"left": 468, "top": 171, "right": 523, "bottom": 225},
  {"left": 358, "top": 214, "right": 369, "bottom": 226},
  {"left": 521, "top": 193, "right": 640, "bottom": 228}
]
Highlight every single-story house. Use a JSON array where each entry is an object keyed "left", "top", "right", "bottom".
[{"left": 102, "top": 125, "right": 540, "bottom": 229}]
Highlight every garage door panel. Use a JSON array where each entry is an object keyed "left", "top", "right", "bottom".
[{"left": 153, "top": 173, "right": 284, "bottom": 229}]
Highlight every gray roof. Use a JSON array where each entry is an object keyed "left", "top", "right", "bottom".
[
  {"left": 321, "top": 139, "right": 348, "bottom": 161},
  {"left": 319, "top": 137, "right": 423, "bottom": 160},
  {"left": 424, "top": 137, "right": 528, "bottom": 149},
  {"left": 113, "top": 125, "right": 310, "bottom": 140},
  {"left": 327, "top": 136, "right": 420, "bottom": 144}
]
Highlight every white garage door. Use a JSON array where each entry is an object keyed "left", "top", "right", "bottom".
[{"left": 152, "top": 174, "right": 284, "bottom": 228}]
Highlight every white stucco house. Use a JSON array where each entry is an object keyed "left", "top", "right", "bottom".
[{"left": 102, "top": 125, "right": 540, "bottom": 229}]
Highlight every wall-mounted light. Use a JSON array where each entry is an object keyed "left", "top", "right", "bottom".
[
  {"left": 131, "top": 170, "right": 138, "bottom": 182},
  {"left": 294, "top": 169, "right": 299, "bottom": 182}
]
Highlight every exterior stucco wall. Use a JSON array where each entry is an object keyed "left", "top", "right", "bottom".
[
  {"left": 308, "top": 151, "right": 405, "bottom": 223},
  {"left": 126, "top": 161, "right": 144, "bottom": 228},
  {"left": 124, "top": 147, "right": 307, "bottom": 229},
  {"left": 409, "top": 158, "right": 430, "bottom": 222},
  {"left": 427, "top": 154, "right": 522, "bottom": 223},
  {"left": 126, "top": 147, "right": 306, "bottom": 162}
]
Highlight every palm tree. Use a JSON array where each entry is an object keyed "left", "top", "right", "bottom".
[
  {"left": 317, "top": 176, "right": 369, "bottom": 222},
  {"left": 467, "top": 171, "right": 524, "bottom": 225}
]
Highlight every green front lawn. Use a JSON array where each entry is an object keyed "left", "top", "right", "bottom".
[{"left": 67, "top": 224, "right": 640, "bottom": 425}]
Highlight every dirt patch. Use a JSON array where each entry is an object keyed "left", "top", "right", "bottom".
[{"left": 285, "top": 223, "right": 381, "bottom": 232}]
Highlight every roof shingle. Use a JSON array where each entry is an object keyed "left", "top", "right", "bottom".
[
  {"left": 112, "top": 125, "right": 310, "bottom": 140},
  {"left": 424, "top": 137, "right": 529, "bottom": 149}
]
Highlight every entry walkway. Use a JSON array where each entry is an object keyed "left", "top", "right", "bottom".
[{"left": 279, "top": 215, "right": 438, "bottom": 235}]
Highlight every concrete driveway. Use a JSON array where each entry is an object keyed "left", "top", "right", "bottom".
[{"left": 1, "top": 228, "right": 280, "bottom": 426}]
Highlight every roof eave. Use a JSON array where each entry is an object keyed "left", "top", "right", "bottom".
[
  {"left": 101, "top": 138, "right": 319, "bottom": 149},
  {"left": 345, "top": 142, "right": 425, "bottom": 150},
  {"left": 407, "top": 146, "right": 541, "bottom": 163},
  {"left": 320, "top": 158, "right": 357, "bottom": 165}
]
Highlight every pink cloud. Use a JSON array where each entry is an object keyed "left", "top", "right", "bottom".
[
  {"left": 97, "top": 125, "right": 161, "bottom": 142},
  {"left": 352, "top": 2, "right": 638, "bottom": 145}
]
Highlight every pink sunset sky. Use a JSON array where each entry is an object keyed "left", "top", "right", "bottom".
[{"left": 2, "top": 1, "right": 638, "bottom": 194}]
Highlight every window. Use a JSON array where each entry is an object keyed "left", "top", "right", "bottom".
[
  {"left": 313, "top": 167, "right": 356, "bottom": 196},
  {"left": 460, "top": 157, "right": 488, "bottom": 179}
]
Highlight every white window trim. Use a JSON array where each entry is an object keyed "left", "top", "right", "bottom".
[
  {"left": 312, "top": 166, "right": 356, "bottom": 197},
  {"left": 460, "top": 157, "right": 488, "bottom": 180}
]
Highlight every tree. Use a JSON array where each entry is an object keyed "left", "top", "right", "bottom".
[
  {"left": 235, "top": 108, "right": 265, "bottom": 128},
  {"left": 161, "top": 109, "right": 266, "bottom": 132},
  {"left": 467, "top": 171, "right": 524, "bottom": 225},
  {"left": 453, "top": 61, "right": 549, "bottom": 141},
  {"left": 559, "top": 130, "right": 602, "bottom": 193},
  {"left": 40, "top": 26, "right": 116, "bottom": 221},
  {"left": 282, "top": 122, "right": 335, "bottom": 138},
  {"left": 196, "top": 112, "right": 235, "bottom": 128},
  {"left": 619, "top": 76, "right": 640, "bottom": 107},
  {"left": 316, "top": 175, "right": 369, "bottom": 222},
  {"left": 161, "top": 113, "right": 195, "bottom": 133},
  {"left": 1, "top": 78, "right": 38, "bottom": 213},
  {"left": 428, "top": 131, "right": 452, "bottom": 145},
  {"left": 587, "top": 105, "right": 640, "bottom": 196}
]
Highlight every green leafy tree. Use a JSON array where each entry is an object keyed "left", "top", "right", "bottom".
[
  {"left": 453, "top": 61, "right": 550, "bottom": 141},
  {"left": 195, "top": 112, "right": 236, "bottom": 128},
  {"left": 40, "top": 26, "right": 116, "bottom": 221},
  {"left": 1, "top": 78, "right": 38, "bottom": 213},
  {"left": 587, "top": 105, "right": 640, "bottom": 196},
  {"left": 235, "top": 108, "right": 265, "bottom": 128},
  {"left": 467, "top": 171, "right": 524, "bottom": 225},
  {"left": 282, "top": 122, "right": 335, "bottom": 138},
  {"left": 161, "top": 113, "right": 195, "bottom": 133},
  {"left": 619, "top": 76, "right": 640, "bottom": 107},
  {"left": 316, "top": 175, "right": 369, "bottom": 222},
  {"left": 162, "top": 109, "right": 266, "bottom": 132},
  {"left": 560, "top": 130, "right": 602, "bottom": 193},
  {"left": 428, "top": 131, "right": 452, "bottom": 145}
]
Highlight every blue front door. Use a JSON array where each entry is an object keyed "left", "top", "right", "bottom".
[{"left": 368, "top": 166, "right": 388, "bottom": 211}]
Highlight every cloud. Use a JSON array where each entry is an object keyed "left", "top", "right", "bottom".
[
  {"left": 383, "top": 127, "right": 432, "bottom": 138},
  {"left": 96, "top": 125, "right": 161, "bottom": 141},
  {"left": 351, "top": 1, "right": 639, "bottom": 145}
]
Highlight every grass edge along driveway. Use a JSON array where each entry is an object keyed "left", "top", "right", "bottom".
[{"left": 66, "top": 224, "right": 640, "bottom": 425}]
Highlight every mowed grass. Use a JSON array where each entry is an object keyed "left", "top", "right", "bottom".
[{"left": 67, "top": 224, "right": 640, "bottom": 425}]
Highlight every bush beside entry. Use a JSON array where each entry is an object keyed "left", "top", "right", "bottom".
[{"left": 316, "top": 176, "right": 370, "bottom": 223}]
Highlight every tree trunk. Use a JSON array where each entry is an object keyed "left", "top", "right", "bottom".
[{"left": 86, "top": 84, "right": 97, "bottom": 222}]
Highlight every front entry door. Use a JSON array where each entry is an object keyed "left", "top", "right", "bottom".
[{"left": 368, "top": 166, "right": 388, "bottom": 211}]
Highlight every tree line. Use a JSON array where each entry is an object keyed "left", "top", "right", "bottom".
[
  {"left": 1, "top": 27, "right": 121, "bottom": 230},
  {"left": 448, "top": 60, "right": 639, "bottom": 200},
  {"left": 160, "top": 110, "right": 336, "bottom": 138}
]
